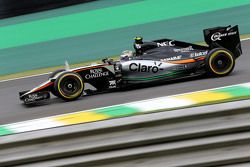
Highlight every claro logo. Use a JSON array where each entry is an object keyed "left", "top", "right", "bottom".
[
  {"left": 211, "top": 32, "right": 227, "bottom": 41},
  {"left": 211, "top": 31, "right": 237, "bottom": 41},
  {"left": 129, "top": 62, "right": 163, "bottom": 73}
]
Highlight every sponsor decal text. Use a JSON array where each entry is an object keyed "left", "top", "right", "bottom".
[
  {"left": 129, "top": 62, "right": 163, "bottom": 73},
  {"left": 157, "top": 40, "right": 175, "bottom": 47},
  {"left": 85, "top": 68, "right": 109, "bottom": 79}
]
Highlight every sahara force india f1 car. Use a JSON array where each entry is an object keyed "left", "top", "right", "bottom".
[{"left": 19, "top": 25, "right": 242, "bottom": 104}]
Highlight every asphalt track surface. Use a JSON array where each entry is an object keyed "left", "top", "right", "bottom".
[{"left": 0, "top": 40, "right": 249, "bottom": 124}]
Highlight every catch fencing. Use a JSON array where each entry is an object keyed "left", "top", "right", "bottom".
[{"left": 0, "top": 100, "right": 250, "bottom": 167}]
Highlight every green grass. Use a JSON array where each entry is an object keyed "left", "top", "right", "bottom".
[{"left": 1, "top": 0, "right": 249, "bottom": 50}]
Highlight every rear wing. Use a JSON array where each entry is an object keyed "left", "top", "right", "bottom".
[{"left": 203, "top": 25, "right": 242, "bottom": 58}]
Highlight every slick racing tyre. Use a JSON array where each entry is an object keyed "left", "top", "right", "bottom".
[
  {"left": 54, "top": 72, "right": 84, "bottom": 101},
  {"left": 205, "top": 48, "right": 235, "bottom": 77}
]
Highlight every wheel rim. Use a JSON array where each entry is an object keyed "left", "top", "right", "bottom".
[
  {"left": 58, "top": 74, "right": 83, "bottom": 98},
  {"left": 209, "top": 51, "right": 234, "bottom": 75}
]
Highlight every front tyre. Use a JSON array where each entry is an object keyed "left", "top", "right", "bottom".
[
  {"left": 54, "top": 72, "right": 84, "bottom": 101},
  {"left": 205, "top": 48, "right": 235, "bottom": 77}
]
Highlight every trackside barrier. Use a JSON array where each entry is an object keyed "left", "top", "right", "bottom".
[{"left": 0, "top": 100, "right": 250, "bottom": 166}]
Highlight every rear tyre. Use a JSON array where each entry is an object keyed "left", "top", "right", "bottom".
[
  {"left": 54, "top": 72, "right": 84, "bottom": 101},
  {"left": 205, "top": 48, "right": 235, "bottom": 77}
]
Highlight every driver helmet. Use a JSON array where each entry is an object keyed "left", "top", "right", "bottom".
[
  {"left": 120, "top": 50, "right": 133, "bottom": 60},
  {"left": 134, "top": 36, "right": 143, "bottom": 44}
]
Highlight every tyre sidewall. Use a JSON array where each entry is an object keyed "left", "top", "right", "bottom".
[
  {"left": 54, "top": 72, "right": 84, "bottom": 100},
  {"left": 205, "top": 48, "right": 235, "bottom": 77}
]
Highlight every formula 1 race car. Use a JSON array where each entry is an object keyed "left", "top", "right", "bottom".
[{"left": 19, "top": 25, "right": 242, "bottom": 104}]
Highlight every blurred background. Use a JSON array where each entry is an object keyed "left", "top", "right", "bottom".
[
  {"left": 0, "top": 0, "right": 250, "bottom": 77},
  {"left": 1, "top": 1, "right": 250, "bottom": 167}
]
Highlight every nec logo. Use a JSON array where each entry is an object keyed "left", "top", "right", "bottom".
[{"left": 157, "top": 40, "right": 175, "bottom": 47}]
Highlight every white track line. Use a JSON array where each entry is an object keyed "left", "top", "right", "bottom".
[
  {"left": 4, "top": 81, "right": 249, "bottom": 127},
  {"left": 1, "top": 38, "right": 250, "bottom": 83},
  {"left": 0, "top": 72, "right": 50, "bottom": 83},
  {"left": 241, "top": 37, "right": 250, "bottom": 41}
]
